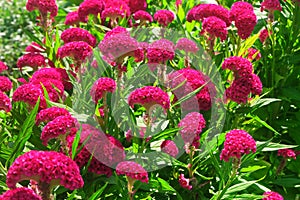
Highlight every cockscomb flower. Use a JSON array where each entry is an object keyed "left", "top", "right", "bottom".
[
  {"left": 26, "top": 0, "right": 58, "bottom": 17},
  {"left": 246, "top": 48, "right": 261, "bottom": 61},
  {"left": 154, "top": 10, "right": 175, "bottom": 27},
  {"left": 78, "top": 0, "right": 105, "bottom": 22},
  {"left": 176, "top": 0, "right": 182, "bottom": 8},
  {"left": 278, "top": 149, "right": 297, "bottom": 160},
  {"left": 261, "top": 0, "right": 282, "bottom": 12},
  {"left": 103, "top": 26, "right": 129, "bottom": 39},
  {"left": 102, "top": 7, "right": 126, "bottom": 22},
  {"left": 104, "top": 0, "right": 131, "bottom": 18},
  {"left": 128, "top": 0, "right": 147, "bottom": 13},
  {"left": 41, "top": 115, "right": 78, "bottom": 145},
  {"left": 36, "top": 107, "right": 71, "bottom": 125},
  {"left": 235, "top": 11, "right": 257, "bottom": 39},
  {"left": 128, "top": 86, "right": 170, "bottom": 110},
  {"left": 179, "top": 174, "right": 192, "bottom": 190},
  {"left": 161, "top": 140, "right": 179, "bottom": 157},
  {"left": 30, "top": 68, "right": 62, "bottom": 83},
  {"left": 57, "top": 41, "right": 93, "bottom": 64},
  {"left": 17, "top": 53, "right": 46, "bottom": 70},
  {"left": 0, "top": 91, "right": 12, "bottom": 113},
  {"left": 0, "top": 76, "right": 12, "bottom": 93},
  {"left": 230, "top": 2, "right": 254, "bottom": 22},
  {"left": 168, "top": 68, "right": 215, "bottom": 111},
  {"left": 220, "top": 129, "right": 256, "bottom": 162},
  {"left": 116, "top": 161, "right": 149, "bottom": 183},
  {"left": 176, "top": 38, "right": 199, "bottom": 54},
  {"left": 178, "top": 112, "right": 206, "bottom": 145},
  {"left": 65, "top": 11, "right": 86, "bottom": 26},
  {"left": 90, "top": 77, "right": 116, "bottom": 103},
  {"left": 6, "top": 150, "right": 84, "bottom": 190},
  {"left": 201, "top": 16, "right": 228, "bottom": 41},
  {"left": 0, "top": 187, "right": 42, "bottom": 200},
  {"left": 147, "top": 39, "right": 175, "bottom": 66},
  {"left": 259, "top": 28, "right": 272, "bottom": 43},
  {"left": 263, "top": 191, "right": 284, "bottom": 200},
  {"left": 25, "top": 42, "right": 45, "bottom": 53},
  {"left": 61, "top": 28, "right": 97, "bottom": 47},
  {"left": 54, "top": 68, "right": 76, "bottom": 91},
  {"left": 0, "top": 61, "right": 8, "bottom": 73},
  {"left": 133, "top": 10, "right": 153, "bottom": 25},
  {"left": 12, "top": 83, "right": 47, "bottom": 110},
  {"left": 88, "top": 158, "right": 113, "bottom": 177},
  {"left": 222, "top": 56, "right": 253, "bottom": 78}
]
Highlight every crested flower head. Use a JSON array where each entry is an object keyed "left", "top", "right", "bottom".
[
  {"left": 128, "top": 86, "right": 170, "bottom": 110},
  {"left": 278, "top": 149, "right": 297, "bottom": 160},
  {"left": 103, "top": 0, "right": 131, "bottom": 18},
  {"left": 259, "top": 28, "right": 272, "bottom": 43},
  {"left": 179, "top": 174, "right": 192, "bottom": 190},
  {"left": 78, "top": 0, "right": 105, "bottom": 22},
  {"left": 200, "top": 16, "right": 228, "bottom": 41},
  {"left": 246, "top": 48, "right": 261, "bottom": 61},
  {"left": 36, "top": 107, "right": 71, "bottom": 125},
  {"left": 116, "top": 161, "right": 149, "bottom": 183},
  {"left": 154, "top": 10, "right": 175, "bottom": 26},
  {"left": 134, "top": 10, "right": 153, "bottom": 23},
  {"left": 0, "top": 76, "right": 12, "bottom": 93},
  {"left": 30, "top": 67, "right": 62, "bottom": 82},
  {"left": 230, "top": 2, "right": 254, "bottom": 22},
  {"left": 220, "top": 129, "right": 256, "bottom": 162},
  {"left": 222, "top": 56, "right": 253, "bottom": 78},
  {"left": 65, "top": 10, "right": 85, "bottom": 25},
  {"left": 26, "top": 0, "right": 58, "bottom": 17},
  {"left": 0, "top": 187, "right": 42, "bottom": 200},
  {"left": 235, "top": 11, "right": 257, "bottom": 39},
  {"left": 6, "top": 150, "right": 84, "bottom": 190},
  {"left": 17, "top": 53, "right": 46, "bottom": 70},
  {"left": 262, "top": 191, "right": 284, "bottom": 200},
  {"left": 161, "top": 140, "right": 179, "bottom": 157},
  {"left": 57, "top": 41, "right": 93, "bottom": 64},
  {"left": 0, "top": 91, "right": 12, "bottom": 113},
  {"left": 176, "top": 38, "right": 199, "bottom": 54},
  {"left": 261, "top": 0, "right": 282, "bottom": 12},
  {"left": 147, "top": 39, "right": 175, "bottom": 66},
  {"left": 0, "top": 61, "right": 8, "bottom": 73},
  {"left": 128, "top": 0, "right": 147, "bottom": 13},
  {"left": 90, "top": 77, "right": 116, "bottom": 103},
  {"left": 54, "top": 68, "right": 76, "bottom": 91},
  {"left": 61, "top": 28, "right": 97, "bottom": 47}
]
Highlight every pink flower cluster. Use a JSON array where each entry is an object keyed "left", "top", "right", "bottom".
[
  {"left": 17, "top": 53, "right": 46, "bottom": 70},
  {"left": 57, "top": 41, "right": 93, "bottom": 64},
  {"left": 147, "top": 39, "right": 175, "bottom": 66},
  {"left": 263, "top": 191, "right": 284, "bottom": 200},
  {"left": 128, "top": 0, "right": 147, "bottom": 13},
  {"left": 178, "top": 112, "right": 206, "bottom": 148},
  {"left": 0, "top": 91, "right": 12, "bottom": 113},
  {"left": 26, "top": 0, "right": 58, "bottom": 17},
  {"left": 6, "top": 150, "right": 84, "bottom": 190},
  {"left": 65, "top": 11, "right": 84, "bottom": 26},
  {"left": 0, "top": 61, "right": 8, "bottom": 73},
  {"left": 90, "top": 77, "right": 116, "bottom": 103},
  {"left": 102, "top": 0, "right": 131, "bottom": 20},
  {"left": 261, "top": 0, "right": 282, "bottom": 12},
  {"left": 247, "top": 48, "right": 261, "bottom": 61},
  {"left": 154, "top": 10, "right": 175, "bottom": 27},
  {"left": 61, "top": 28, "right": 97, "bottom": 47},
  {"left": 134, "top": 10, "right": 153, "bottom": 24},
  {"left": 230, "top": 2, "right": 257, "bottom": 39},
  {"left": 116, "top": 161, "right": 149, "bottom": 183},
  {"left": 36, "top": 107, "right": 71, "bottom": 125},
  {"left": 278, "top": 149, "right": 297, "bottom": 159},
  {"left": 161, "top": 140, "right": 179, "bottom": 157},
  {"left": 260, "top": 28, "right": 272, "bottom": 43},
  {"left": 78, "top": 0, "right": 105, "bottom": 22},
  {"left": 222, "top": 56, "right": 253, "bottom": 78},
  {"left": 128, "top": 86, "right": 170, "bottom": 110},
  {"left": 168, "top": 68, "right": 215, "bottom": 111},
  {"left": 220, "top": 129, "right": 256, "bottom": 162},
  {"left": 178, "top": 174, "right": 192, "bottom": 190},
  {"left": 176, "top": 38, "right": 199, "bottom": 54},
  {"left": 0, "top": 187, "right": 42, "bottom": 200},
  {"left": 201, "top": 16, "right": 228, "bottom": 41},
  {"left": 0, "top": 76, "right": 12, "bottom": 93}
]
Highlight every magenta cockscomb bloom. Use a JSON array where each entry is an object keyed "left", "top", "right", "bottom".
[
  {"left": 25, "top": 42, "right": 45, "bottom": 53},
  {"left": 17, "top": 53, "right": 46, "bottom": 70},
  {"left": 0, "top": 91, "right": 12, "bottom": 113},
  {"left": 235, "top": 11, "right": 257, "bottom": 39},
  {"left": 128, "top": 0, "right": 147, "bottom": 13},
  {"left": 36, "top": 107, "right": 71, "bottom": 125},
  {"left": 179, "top": 174, "right": 192, "bottom": 190},
  {"left": 263, "top": 191, "right": 284, "bottom": 200},
  {"left": 147, "top": 39, "right": 175, "bottom": 65},
  {"left": 128, "top": 86, "right": 170, "bottom": 110},
  {"left": 154, "top": 10, "right": 175, "bottom": 27},
  {"left": 104, "top": 26, "right": 129, "bottom": 39},
  {"left": 187, "top": 4, "right": 231, "bottom": 27},
  {"left": 247, "top": 48, "right": 261, "bottom": 61},
  {"left": 90, "top": 77, "right": 116, "bottom": 103},
  {"left": 176, "top": 38, "right": 199, "bottom": 54},
  {"left": 0, "top": 61, "right": 8, "bottom": 73},
  {"left": 78, "top": 0, "right": 105, "bottom": 22},
  {"left": 65, "top": 11, "right": 86, "bottom": 26},
  {"left": 220, "top": 129, "right": 256, "bottom": 162},
  {"left": 12, "top": 83, "right": 47, "bottom": 110},
  {"left": 61, "top": 28, "right": 97, "bottom": 47},
  {"left": 6, "top": 150, "right": 84, "bottom": 190},
  {"left": 57, "top": 41, "right": 93, "bottom": 64},
  {"left": 278, "top": 149, "right": 297, "bottom": 160},
  {"left": 230, "top": 2, "right": 254, "bottom": 22},
  {"left": 30, "top": 67, "right": 62, "bottom": 82},
  {"left": 0, "top": 76, "right": 12, "bottom": 93},
  {"left": 222, "top": 56, "right": 253, "bottom": 78},
  {"left": 102, "top": 7, "right": 126, "bottom": 21},
  {"left": 116, "top": 161, "right": 149, "bottom": 183},
  {"left": 104, "top": 0, "right": 131, "bottom": 18},
  {"left": 261, "top": 0, "right": 282, "bottom": 12},
  {"left": 0, "top": 187, "right": 42, "bottom": 200},
  {"left": 41, "top": 115, "right": 78, "bottom": 145},
  {"left": 168, "top": 68, "right": 215, "bottom": 111},
  {"left": 161, "top": 140, "right": 179, "bottom": 157},
  {"left": 259, "top": 28, "right": 272, "bottom": 43},
  {"left": 54, "top": 68, "right": 76, "bottom": 91},
  {"left": 134, "top": 10, "right": 153, "bottom": 24},
  {"left": 88, "top": 158, "right": 113, "bottom": 177},
  {"left": 178, "top": 112, "right": 206, "bottom": 146},
  {"left": 201, "top": 16, "right": 228, "bottom": 41},
  {"left": 26, "top": 0, "right": 58, "bottom": 17}
]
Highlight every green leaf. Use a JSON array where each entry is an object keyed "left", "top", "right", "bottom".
[
  {"left": 157, "top": 178, "right": 183, "bottom": 200},
  {"left": 177, "top": 6, "right": 185, "bottom": 22},
  {"left": 247, "top": 114, "right": 280, "bottom": 135},
  {"left": 71, "top": 126, "right": 82, "bottom": 160},
  {"left": 250, "top": 98, "right": 281, "bottom": 108},
  {"left": 273, "top": 177, "right": 300, "bottom": 187},
  {"left": 238, "top": 33, "right": 259, "bottom": 56},
  {"left": 88, "top": 182, "right": 108, "bottom": 200},
  {"left": 240, "top": 165, "right": 267, "bottom": 173},
  {"left": 225, "top": 180, "right": 257, "bottom": 194},
  {"left": 257, "top": 142, "right": 298, "bottom": 152}
]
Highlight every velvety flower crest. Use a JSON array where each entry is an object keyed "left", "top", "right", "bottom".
[
  {"left": 116, "top": 161, "right": 149, "bottom": 183},
  {"left": 90, "top": 77, "right": 116, "bottom": 103},
  {"left": 26, "top": 0, "right": 58, "bottom": 17},
  {"left": 0, "top": 91, "right": 12, "bottom": 113},
  {"left": 176, "top": 38, "right": 199, "bottom": 53},
  {"left": 0, "top": 187, "right": 42, "bottom": 200},
  {"left": 161, "top": 140, "right": 179, "bottom": 157},
  {"left": 36, "top": 107, "right": 71, "bottom": 125},
  {"left": 262, "top": 191, "right": 284, "bottom": 200},
  {"left": 154, "top": 10, "right": 175, "bottom": 26},
  {"left": 0, "top": 76, "right": 13, "bottom": 93},
  {"left": 61, "top": 28, "right": 97, "bottom": 47}
]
